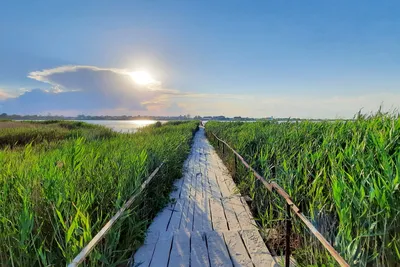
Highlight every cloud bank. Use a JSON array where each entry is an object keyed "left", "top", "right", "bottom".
[
  {"left": 0, "top": 90, "right": 11, "bottom": 100},
  {"left": 0, "top": 65, "right": 399, "bottom": 118},
  {"left": 1, "top": 65, "right": 175, "bottom": 115}
]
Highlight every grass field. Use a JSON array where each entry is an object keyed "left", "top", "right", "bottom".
[
  {"left": 206, "top": 113, "right": 400, "bottom": 267},
  {"left": 0, "top": 120, "right": 198, "bottom": 266}
]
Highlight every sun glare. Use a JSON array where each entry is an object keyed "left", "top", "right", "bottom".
[{"left": 129, "top": 71, "right": 156, "bottom": 86}]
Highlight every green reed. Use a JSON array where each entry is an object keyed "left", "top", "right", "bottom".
[
  {"left": 206, "top": 112, "right": 399, "bottom": 267},
  {"left": 0, "top": 120, "right": 115, "bottom": 148},
  {"left": 0, "top": 120, "right": 198, "bottom": 266}
]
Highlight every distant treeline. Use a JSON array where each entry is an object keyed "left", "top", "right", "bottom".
[
  {"left": 0, "top": 113, "right": 264, "bottom": 121},
  {"left": 0, "top": 113, "right": 195, "bottom": 121},
  {"left": 0, "top": 112, "right": 334, "bottom": 121},
  {"left": 0, "top": 113, "right": 74, "bottom": 120}
]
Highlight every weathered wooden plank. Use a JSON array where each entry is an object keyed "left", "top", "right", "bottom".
[
  {"left": 191, "top": 231, "right": 210, "bottom": 267},
  {"left": 240, "top": 197, "right": 257, "bottom": 226},
  {"left": 222, "top": 172, "right": 239, "bottom": 195},
  {"left": 215, "top": 172, "right": 231, "bottom": 198},
  {"left": 215, "top": 164, "right": 236, "bottom": 196},
  {"left": 195, "top": 172, "right": 203, "bottom": 199},
  {"left": 222, "top": 198, "right": 241, "bottom": 231},
  {"left": 197, "top": 151, "right": 207, "bottom": 185},
  {"left": 207, "top": 153, "right": 220, "bottom": 171},
  {"left": 241, "top": 230, "right": 274, "bottom": 267},
  {"left": 133, "top": 231, "right": 159, "bottom": 267},
  {"left": 168, "top": 230, "right": 190, "bottom": 267},
  {"left": 193, "top": 193, "right": 205, "bottom": 231},
  {"left": 210, "top": 198, "right": 228, "bottom": 231},
  {"left": 223, "top": 231, "right": 253, "bottom": 267},
  {"left": 202, "top": 146, "right": 210, "bottom": 176},
  {"left": 204, "top": 197, "right": 213, "bottom": 231},
  {"left": 203, "top": 145, "right": 215, "bottom": 197},
  {"left": 148, "top": 202, "right": 175, "bottom": 233},
  {"left": 230, "top": 197, "right": 257, "bottom": 230},
  {"left": 190, "top": 172, "right": 199, "bottom": 198},
  {"left": 212, "top": 149, "right": 222, "bottom": 169},
  {"left": 193, "top": 193, "right": 212, "bottom": 231},
  {"left": 180, "top": 198, "right": 194, "bottom": 231},
  {"left": 195, "top": 148, "right": 206, "bottom": 194},
  {"left": 180, "top": 198, "right": 190, "bottom": 231},
  {"left": 216, "top": 156, "right": 230, "bottom": 174},
  {"left": 149, "top": 231, "right": 173, "bottom": 267},
  {"left": 202, "top": 154, "right": 211, "bottom": 201},
  {"left": 180, "top": 173, "right": 192, "bottom": 199},
  {"left": 186, "top": 199, "right": 194, "bottom": 231},
  {"left": 167, "top": 199, "right": 185, "bottom": 231},
  {"left": 199, "top": 143, "right": 213, "bottom": 231},
  {"left": 170, "top": 178, "right": 184, "bottom": 199},
  {"left": 207, "top": 169, "right": 222, "bottom": 199},
  {"left": 200, "top": 156, "right": 209, "bottom": 198},
  {"left": 207, "top": 231, "right": 233, "bottom": 267}
]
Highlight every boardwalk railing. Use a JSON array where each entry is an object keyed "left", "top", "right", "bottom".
[
  {"left": 68, "top": 162, "right": 165, "bottom": 267},
  {"left": 209, "top": 132, "right": 349, "bottom": 267},
  {"left": 67, "top": 141, "right": 186, "bottom": 267}
]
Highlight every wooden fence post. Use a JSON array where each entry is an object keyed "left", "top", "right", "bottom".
[{"left": 285, "top": 203, "right": 292, "bottom": 267}]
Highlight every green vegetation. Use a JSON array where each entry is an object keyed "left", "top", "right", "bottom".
[
  {"left": 0, "top": 120, "right": 198, "bottom": 266},
  {"left": 206, "top": 113, "right": 400, "bottom": 266},
  {"left": 0, "top": 120, "right": 114, "bottom": 148}
]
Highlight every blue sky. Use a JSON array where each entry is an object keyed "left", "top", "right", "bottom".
[{"left": 0, "top": 1, "right": 399, "bottom": 118}]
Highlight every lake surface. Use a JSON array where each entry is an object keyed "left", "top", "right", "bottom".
[{"left": 81, "top": 120, "right": 164, "bottom": 133}]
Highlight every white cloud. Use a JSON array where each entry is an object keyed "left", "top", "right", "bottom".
[
  {"left": 0, "top": 91, "right": 9, "bottom": 100},
  {"left": 27, "top": 65, "right": 163, "bottom": 92},
  {"left": 28, "top": 65, "right": 125, "bottom": 84},
  {"left": 2, "top": 64, "right": 399, "bottom": 118},
  {"left": 1, "top": 65, "right": 169, "bottom": 114},
  {"left": 0, "top": 89, "right": 16, "bottom": 100}
]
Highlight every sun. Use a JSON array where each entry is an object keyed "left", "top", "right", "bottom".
[{"left": 129, "top": 71, "right": 156, "bottom": 86}]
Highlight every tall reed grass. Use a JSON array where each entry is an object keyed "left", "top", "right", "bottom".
[
  {"left": 0, "top": 120, "right": 198, "bottom": 266},
  {"left": 0, "top": 120, "right": 114, "bottom": 148},
  {"left": 206, "top": 112, "right": 400, "bottom": 266}
]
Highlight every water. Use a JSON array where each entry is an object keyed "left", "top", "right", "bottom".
[{"left": 81, "top": 120, "right": 165, "bottom": 133}]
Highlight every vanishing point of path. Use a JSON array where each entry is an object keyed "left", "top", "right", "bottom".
[{"left": 133, "top": 127, "right": 277, "bottom": 267}]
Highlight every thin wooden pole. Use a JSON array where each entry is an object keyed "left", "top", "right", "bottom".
[
  {"left": 234, "top": 154, "right": 237, "bottom": 172},
  {"left": 68, "top": 141, "right": 187, "bottom": 266},
  {"left": 68, "top": 162, "right": 164, "bottom": 267},
  {"left": 285, "top": 203, "right": 292, "bottom": 267}
]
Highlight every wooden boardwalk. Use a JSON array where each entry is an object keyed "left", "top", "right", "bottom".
[{"left": 132, "top": 127, "right": 277, "bottom": 267}]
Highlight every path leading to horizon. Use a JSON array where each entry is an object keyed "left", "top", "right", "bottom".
[{"left": 132, "top": 127, "right": 277, "bottom": 267}]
